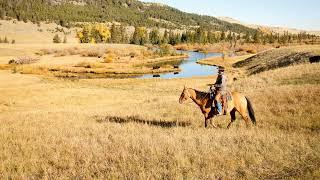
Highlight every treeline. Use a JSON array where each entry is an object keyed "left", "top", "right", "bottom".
[
  {"left": 0, "top": 0, "right": 257, "bottom": 36},
  {"left": 77, "top": 24, "right": 319, "bottom": 46},
  {"left": 0, "top": 36, "right": 15, "bottom": 44},
  {"left": 77, "top": 24, "right": 129, "bottom": 43},
  {"left": 133, "top": 28, "right": 319, "bottom": 45}
]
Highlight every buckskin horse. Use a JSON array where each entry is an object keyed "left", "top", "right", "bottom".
[{"left": 179, "top": 86, "right": 256, "bottom": 128}]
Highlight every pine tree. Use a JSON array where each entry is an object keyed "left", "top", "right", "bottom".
[
  {"left": 4, "top": 36, "right": 9, "bottom": 43},
  {"left": 130, "top": 27, "right": 148, "bottom": 45},
  {"left": 149, "top": 28, "right": 161, "bottom": 45},
  {"left": 53, "top": 34, "right": 61, "bottom": 43},
  {"left": 220, "top": 30, "right": 226, "bottom": 41},
  {"left": 226, "top": 31, "right": 232, "bottom": 42},
  {"left": 131, "top": 26, "right": 140, "bottom": 45},
  {"left": 195, "top": 27, "right": 206, "bottom": 44},
  {"left": 120, "top": 25, "right": 128, "bottom": 43},
  {"left": 110, "top": 24, "right": 121, "bottom": 43},
  {"left": 181, "top": 32, "right": 187, "bottom": 43},
  {"left": 244, "top": 32, "right": 251, "bottom": 43},
  {"left": 168, "top": 31, "right": 176, "bottom": 45},
  {"left": 0, "top": 9, "right": 5, "bottom": 19},
  {"left": 186, "top": 31, "right": 194, "bottom": 43},
  {"left": 63, "top": 36, "right": 67, "bottom": 43},
  {"left": 162, "top": 30, "right": 169, "bottom": 44}
]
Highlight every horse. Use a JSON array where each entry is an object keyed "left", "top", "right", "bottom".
[{"left": 179, "top": 87, "right": 256, "bottom": 128}]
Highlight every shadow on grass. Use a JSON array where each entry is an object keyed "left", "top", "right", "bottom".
[{"left": 95, "top": 115, "right": 191, "bottom": 128}]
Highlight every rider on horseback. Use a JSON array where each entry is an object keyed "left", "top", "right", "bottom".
[{"left": 211, "top": 66, "right": 228, "bottom": 115}]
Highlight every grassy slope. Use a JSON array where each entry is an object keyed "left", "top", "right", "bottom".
[
  {"left": 0, "top": 20, "right": 78, "bottom": 44},
  {"left": 0, "top": 46, "right": 320, "bottom": 178},
  {"left": 233, "top": 45, "right": 320, "bottom": 74}
]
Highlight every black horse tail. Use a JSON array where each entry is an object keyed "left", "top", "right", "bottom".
[{"left": 245, "top": 97, "right": 256, "bottom": 125}]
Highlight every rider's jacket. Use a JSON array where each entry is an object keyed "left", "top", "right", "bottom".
[{"left": 214, "top": 73, "right": 227, "bottom": 92}]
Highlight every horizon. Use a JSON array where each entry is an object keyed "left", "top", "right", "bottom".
[{"left": 141, "top": 0, "right": 320, "bottom": 31}]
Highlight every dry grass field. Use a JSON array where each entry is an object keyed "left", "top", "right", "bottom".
[
  {"left": 0, "top": 20, "right": 78, "bottom": 44},
  {"left": 0, "top": 43, "right": 320, "bottom": 178}
]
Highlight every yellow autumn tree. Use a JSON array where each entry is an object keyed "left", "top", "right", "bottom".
[{"left": 77, "top": 23, "right": 111, "bottom": 43}]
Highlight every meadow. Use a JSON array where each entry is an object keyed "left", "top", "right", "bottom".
[
  {"left": 0, "top": 41, "right": 319, "bottom": 179},
  {"left": 0, "top": 43, "right": 186, "bottom": 79}
]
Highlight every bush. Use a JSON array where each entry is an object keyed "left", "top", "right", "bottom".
[
  {"left": 156, "top": 44, "right": 175, "bottom": 57},
  {"left": 80, "top": 48, "right": 105, "bottom": 57},
  {"left": 103, "top": 53, "right": 116, "bottom": 63},
  {"left": 246, "top": 49, "right": 256, "bottom": 54},
  {"left": 75, "top": 61, "right": 105, "bottom": 68},
  {"left": 9, "top": 56, "right": 40, "bottom": 64},
  {"left": 53, "top": 34, "right": 61, "bottom": 43},
  {"left": 37, "top": 48, "right": 58, "bottom": 56},
  {"left": 11, "top": 40, "right": 15, "bottom": 44}
]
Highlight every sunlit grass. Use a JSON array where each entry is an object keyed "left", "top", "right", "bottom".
[{"left": 0, "top": 45, "right": 319, "bottom": 178}]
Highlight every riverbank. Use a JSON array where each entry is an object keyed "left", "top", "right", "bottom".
[
  {"left": 0, "top": 44, "right": 188, "bottom": 78},
  {"left": 174, "top": 43, "right": 273, "bottom": 55}
]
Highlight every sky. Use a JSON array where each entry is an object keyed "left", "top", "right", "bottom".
[{"left": 141, "top": 0, "right": 320, "bottom": 31}]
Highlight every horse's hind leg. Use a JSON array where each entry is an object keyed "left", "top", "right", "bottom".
[
  {"left": 227, "top": 109, "right": 236, "bottom": 129},
  {"left": 239, "top": 110, "right": 250, "bottom": 128}
]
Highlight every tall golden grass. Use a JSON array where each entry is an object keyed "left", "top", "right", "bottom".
[{"left": 0, "top": 45, "right": 319, "bottom": 178}]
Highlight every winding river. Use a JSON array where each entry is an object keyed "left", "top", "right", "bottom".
[{"left": 138, "top": 51, "right": 221, "bottom": 79}]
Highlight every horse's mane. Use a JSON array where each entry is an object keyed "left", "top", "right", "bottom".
[{"left": 190, "top": 88, "right": 211, "bottom": 99}]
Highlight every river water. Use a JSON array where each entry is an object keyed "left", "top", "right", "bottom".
[{"left": 138, "top": 51, "right": 221, "bottom": 79}]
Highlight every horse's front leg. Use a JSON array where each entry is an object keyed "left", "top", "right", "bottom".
[
  {"left": 209, "top": 116, "right": 217, "bottom": 128},
  {"left": 205, "top": 117, "right": 208, "bottom": 128}
]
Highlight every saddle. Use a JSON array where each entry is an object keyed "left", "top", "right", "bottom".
[{"left": 210, "top": 90, "right": 232, "bottom": 115}]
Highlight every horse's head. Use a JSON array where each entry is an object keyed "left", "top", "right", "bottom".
[{"left": 179, "top": 86, "right": 190, "bottom": 104}]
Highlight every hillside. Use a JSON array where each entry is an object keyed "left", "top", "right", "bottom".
[
  {"left": 217, "top": 16, "right": 320, "bottom": 35},
  {"left": 0, "top": 0, "right": 257, "bottom": 35},
  {"left": 0, "top": 20, "right": 78, "bottom": 44},
  {"left": 233, "top": 45, "right": 320, "bottom": 74}
]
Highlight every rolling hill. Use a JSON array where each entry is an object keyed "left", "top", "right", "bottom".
[
  {"left": 217, "top": 16, "right": 320, "bottom": 35},
  {"left": 0, "top": 0, "right": 257, "bottom": 35}
]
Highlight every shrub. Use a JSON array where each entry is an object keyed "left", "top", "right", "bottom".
[
  {"left": 156, "top": 44, "right": 175, "bottom": 57},
  {"left": 75, "top": 61, "right": 105, "bottom": 68},
  {"left": 54, "top": 49, "right": 69, "bottom": 57},
  {"left": 80, "top": 48, "right": 105, "bottom": 57},
  {"left": 11, "top": 40, "right": 15, "bottom": 44},
  {"left": 246, "top": 49, "right": 257, "bottom": 54},
  {"left": 37, "top": 49, "right": 57, "bottom": 56},
  {"left": 103, "top": 53, "right": 116, "bottom": 63},
  {"left": 53, "top": 34, "right": 61, "bottom": 43},
  {"left": 9, "top": 56, "right": 40, "bottom": 64}
]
